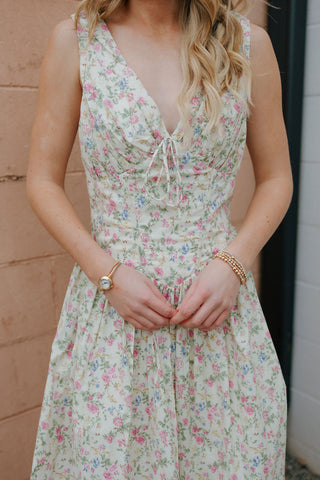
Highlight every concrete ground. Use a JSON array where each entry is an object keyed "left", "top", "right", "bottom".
[{"left": 286, "top": 453, "right": 320, "bottom": 479}]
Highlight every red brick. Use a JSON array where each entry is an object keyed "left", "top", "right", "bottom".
[
  {"left": 0, "top": 406, "right": 41, "bottom": 480},
  {"left": 0, "top": 172, "right": 90, "bottom": 263},
  {"left": 0, "top": 331, "right": 55, "bottom": 420},
  {"left": 0, "top": 0, "right": 78, "bottom": 87},
  {"left": 0, "top": 258, "right": 56, "bottom": 346}
]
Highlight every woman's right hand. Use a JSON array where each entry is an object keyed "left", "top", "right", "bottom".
[{"left": 103, "top": 264, "right": 176, "bottom": 331}]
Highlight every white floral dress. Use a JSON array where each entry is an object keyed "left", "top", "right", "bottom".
[{"left": 30, "top": 9, "right": 287, "bottom": 480}]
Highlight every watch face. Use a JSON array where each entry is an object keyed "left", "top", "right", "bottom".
[{"left": 99, "top": 276, "right": 112, "bottom": 290}]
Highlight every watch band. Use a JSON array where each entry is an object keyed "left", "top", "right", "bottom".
[{"left": 98, "top": 260, "right": 121, "bottom": 291}]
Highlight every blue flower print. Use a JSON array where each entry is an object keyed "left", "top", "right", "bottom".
[
  {"left": 182, "top": 243, "right": 190, "bottom": 254},
  {"left": 122, "top": 209, "right": 129, "bottom": 220},
  {"left": 253, "top": 456, "right": 260, "bottom": 467},
  {"left": 137, "top": 196, "right": 145, "bottom": 207},
  {"left": 259, "top": 352, "right": 266, "bottom": 363},
  {"left": 92, "top": 360, "right": 99, "bottom": 372},
  {"left": 243, "top": 363, "right": 250, "bottom": 375},
  {"left": 182, "top": 152, "right": 190, "bottom": 164},
  {"left": 85, "top": 138, "right": 94, "bottom": 149},
  {"left": 120, "top": 78, "right": 127, "bottom": 90}
]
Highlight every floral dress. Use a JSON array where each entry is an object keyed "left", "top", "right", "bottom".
[{"left": 30, "top": 8, "right": 287, "bottom": 480}]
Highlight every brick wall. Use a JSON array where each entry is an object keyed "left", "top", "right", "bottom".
[{"left": 0, "top": 2, "right": 265, "bottom": 478}]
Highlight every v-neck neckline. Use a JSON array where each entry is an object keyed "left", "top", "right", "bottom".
[{"left": 99, "top": 18, "right": 183, "bottom": 139}]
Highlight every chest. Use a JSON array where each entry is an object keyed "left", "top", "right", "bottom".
[{"left": 105, "top": 24, "right": 183, "bottom": 136}]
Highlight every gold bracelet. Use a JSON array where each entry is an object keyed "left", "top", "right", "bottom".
[{"left": 213, "top": 250, "right": 248, "bottom": 285}]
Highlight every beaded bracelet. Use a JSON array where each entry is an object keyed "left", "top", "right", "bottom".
[{"left": 213, "top": 249, "right": 248, "bottom": 285}]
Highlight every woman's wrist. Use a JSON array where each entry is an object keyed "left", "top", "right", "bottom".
[{"left": 79, "top": 245, "right": 119, "bottom": 287}]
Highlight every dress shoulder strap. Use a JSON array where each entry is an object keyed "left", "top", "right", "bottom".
[
  {"left": 231, "top": 10, "right": 251, "bottom": 62},
  {"left": 70, "top": 9, "right": 92, "bottom": 84}
]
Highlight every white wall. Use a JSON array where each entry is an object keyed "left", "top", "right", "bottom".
[{"left": 287, "top": 0, "right": 320, "bottom": 474}]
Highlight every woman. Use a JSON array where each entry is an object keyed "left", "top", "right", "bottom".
[{"left": 27, "top": 0, "right": 293, "bottom": 478}]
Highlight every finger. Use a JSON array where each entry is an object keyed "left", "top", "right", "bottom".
[
  {"left": 147, "top": 292, "right": 176, "bottom": 318},
  {"left": 175, "top": 303, "right": 213, "bottom": 328},
  {"left": 148, "top": 282, "right": 176, "bottom": 311},
  {"left": 170, "top": 295, "right": 203, "bottom": 325},
  {"left": 199, "top": 309, "right": 230, "bottom": 331},
  {"left": 127, "top": 315, "right": 157, "bottom": 332},
  {"left": 138, "top": 306, "right": 171, "bottom": 328}
]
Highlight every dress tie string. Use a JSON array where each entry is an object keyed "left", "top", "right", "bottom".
[{"left": 143, "top": 136, "right": 183, "bottom": 208}]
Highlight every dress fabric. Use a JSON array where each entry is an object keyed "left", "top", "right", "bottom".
[{"left": 30, "top": 9, "right": 287, "bottom": 480}]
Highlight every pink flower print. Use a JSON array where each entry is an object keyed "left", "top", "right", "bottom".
[
  {"left": 244, "top": 405, "right": 254, "bottom": 415},
  {"left": 176, "top": 277, "right": 185, "bottom": 285},
  {"left": 207, "top": 378, "right": 214, "bottom": 387},
  {"left": 153, "top": 129, "right": 162, "bottom": 140},
  {"left": 124, "top": 259, "right": 135, "bottom": 268},
  {"left": 99, "top": 302, "right": 106, "bottom": 310},
  {"left": 107, "top": 199, "right": 116, "bottom": 214},
  {"left": 154, "top": 266, "right": 164, "bottom": 276},
  {"left": 74, "top": 380, "right": 82, "bottom": 391},
  {"left": 87, "top": 289, "right": 94, "bottom": 299},
  {"left": 231, "top": 475, "right": 238, "bottom": 480},
  {"left": 211, "top": 466, "right": 217, "bottom": 473},
  {"left": 191, "top": 96, "right": 199, "bottom": 105},
  {"left": 182, "top": 417, "right": 189, "bottom": 425},
  {"left": 146, "top": 355, "right": 153, "bottom": 366},
  {"left": 102, "top": 373, "right": 110, "bottom": 383},
  {"left": 41, "top": 421, "right": 49, "bottom": 430},
  {"left": 107, "top": 164, "right": 115, "bottom": 175},
  {"left": 57, "top": 434, "right": 64, "bottom": 443},
  {"left": 95, "top": 166, "right": 102, "bottom": 177},
  {"left": 262, "top": 410, "right": 268, "bottom": 420},
  {"left": 93, "top": 42, "right": 102, "bottom": 53},
  {"left": 84, "top": 82, "right": 94, "bottom": 92},
  {"left": 195, "top": 435, "right": 204, "bottom": 445},
  {"left": 197, "top": 354, "right": 203, "bottom": 363},
  {"left": 138, "top": 96, "right": 145, "bottom": 105},
  {"left": 113, "top": 417, "right": 123, "bottom": 427},
  {"left": 140, "top": 256, "right": 147, "bottom": 266},
  {"left": 87, "top": 403, "right": 98, "bottom": 414},
  {"left": 67, "top": 302, "right": 73, "bottom": 312},
  {"left": 106, "top": 435, "right": 113, "bottom": 443},
  {"left": 130, "top": 115, "right": 139, "bottom": 124},
  {"left": 233, "top": 102, "right": 242, "bottom": 113},
  {"left": 136, "top": 436, "right": 145, "bottom": 444},
  {"left": 188, "top": 328, "right": 194, "bottom": 337}
]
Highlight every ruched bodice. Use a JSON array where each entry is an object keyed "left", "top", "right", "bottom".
[{"left": 76, "top": 9, "right": 250, "bottom": 296}]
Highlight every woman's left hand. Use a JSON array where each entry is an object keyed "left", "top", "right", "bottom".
[{"left": 169, "top": 258, "right": 242, "bottom": 331}]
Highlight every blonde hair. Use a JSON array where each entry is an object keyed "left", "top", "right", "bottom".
[{"left": 74, "top": 0, "right": 253, "bottom": 142}]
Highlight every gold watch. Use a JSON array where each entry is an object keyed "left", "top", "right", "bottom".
[{"left": 98, "top": 260, "right": 121, "bottom": 292}]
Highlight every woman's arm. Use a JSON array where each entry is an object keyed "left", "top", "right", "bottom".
[
  {"left": 26, "top": 18, "right": 110, "bottom": 284},
  {"left": 26, "top": 18, "right": 175, "bottom": 330},
  {"left": 170, "top": 23, "right": 293, "bottom": 329},
  {"left": 225, "top": 22, "right": 293, "bottom": 271}
]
